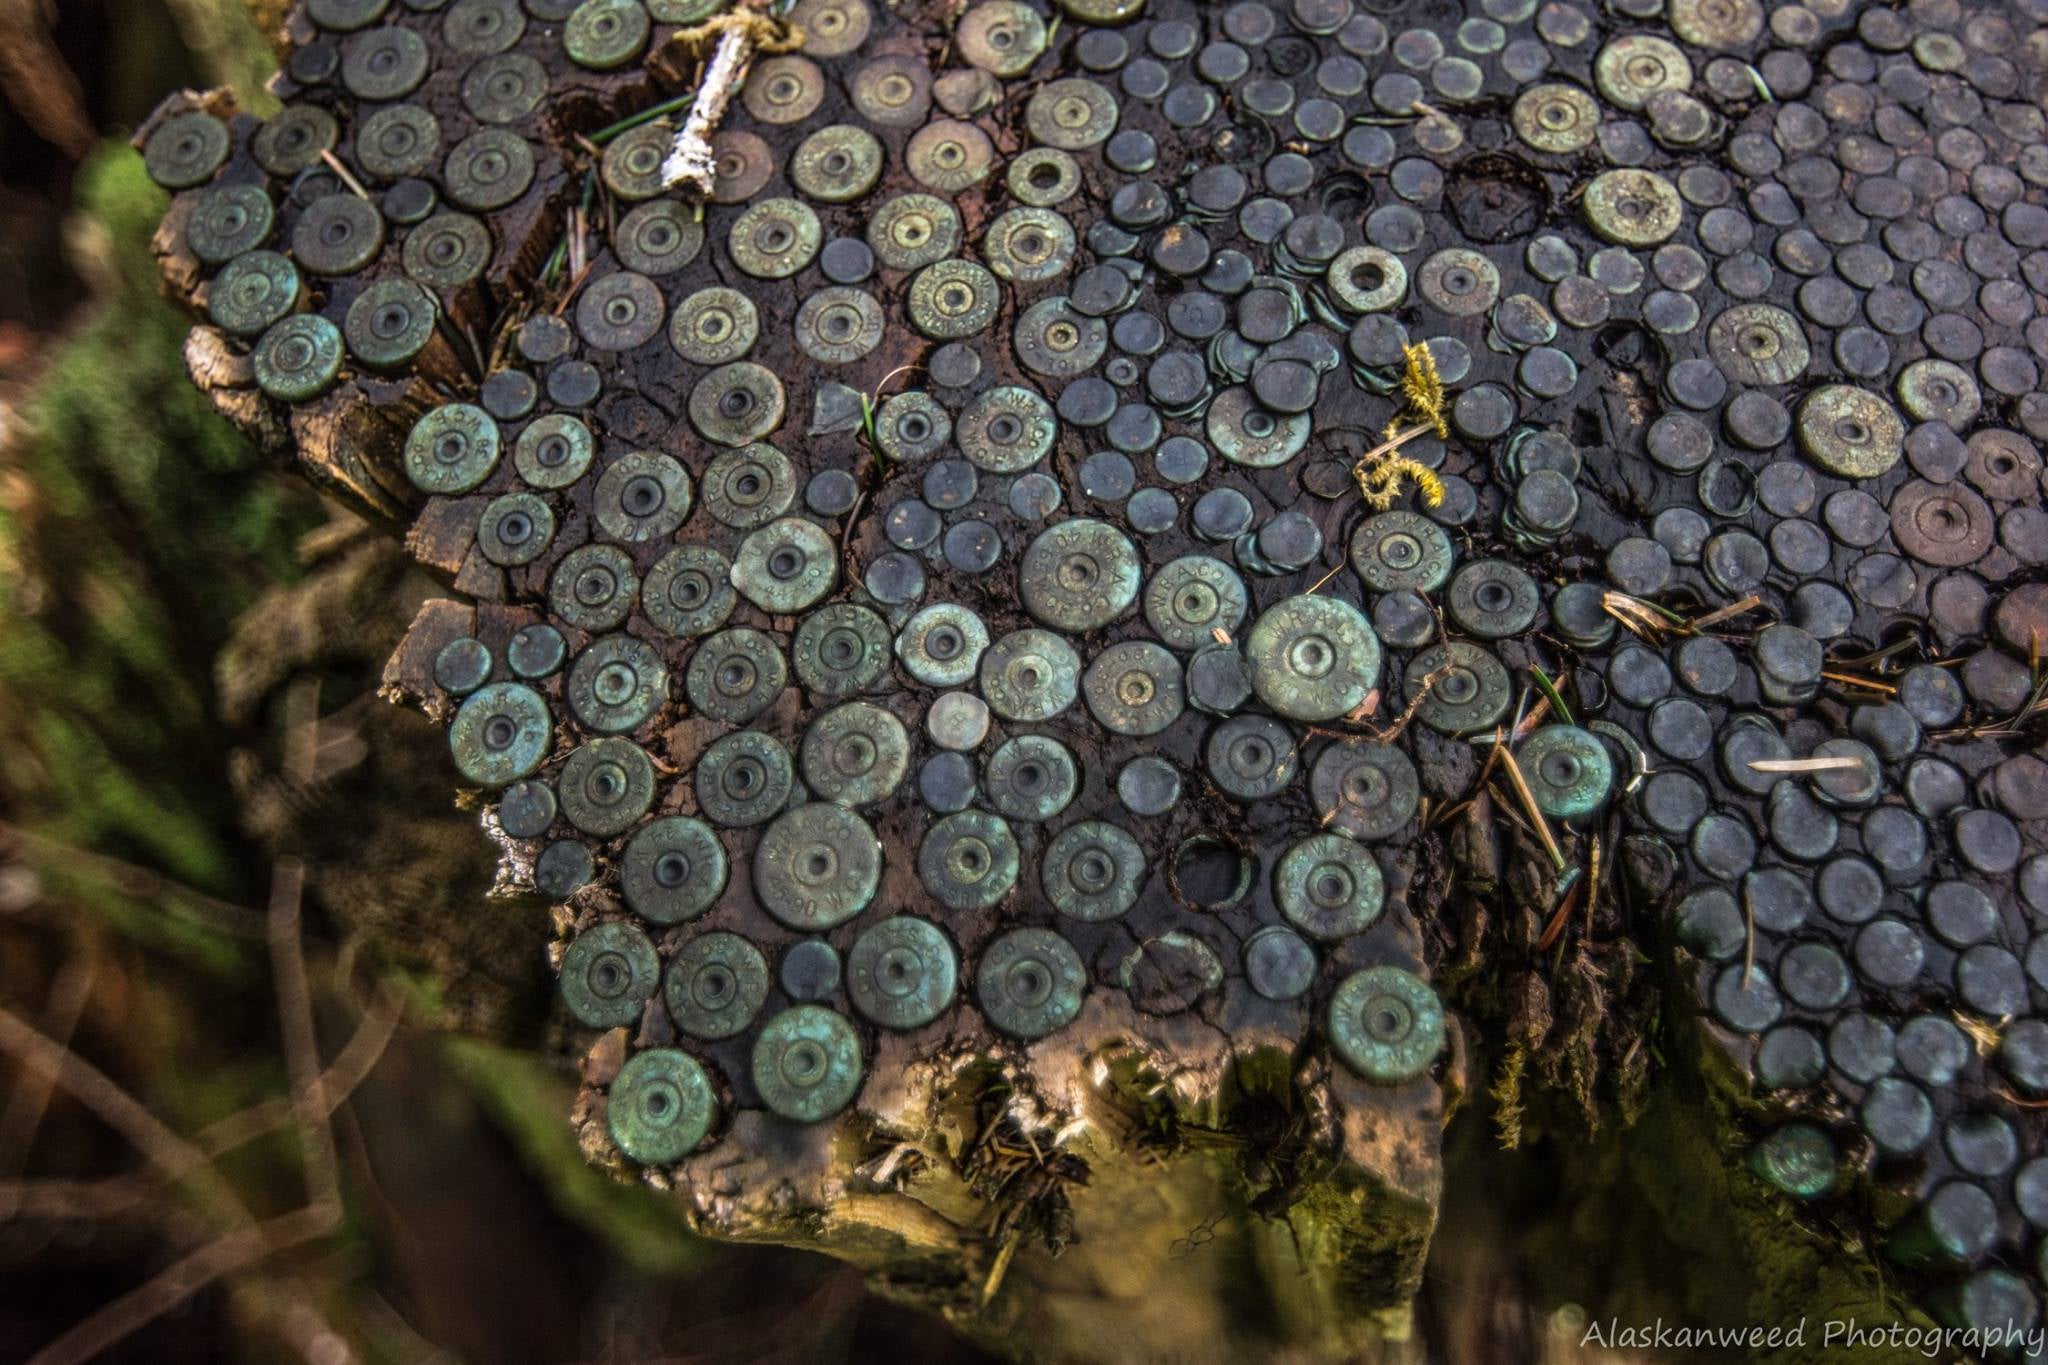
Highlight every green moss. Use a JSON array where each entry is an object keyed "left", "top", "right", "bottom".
[
  {"left": 1488, "top": 1014, "right": 1931, "bottom": 1365},
  {"left": 0, "top": 142, "right": 320, "bottom": 946},
  {"left": 159, "top": 0, "right": 285, "bottom": 113},
  {"left": 1612, "top": 1030, "right": 1932, "bottom": 1365},
  {"left": 438, "top": 1035, "right": 710, "bottom": 1276}
]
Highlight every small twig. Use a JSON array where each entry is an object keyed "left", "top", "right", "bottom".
[
  {"left": 1303, "top": 559, "right": 1347, "bottom": 595},
  {"left": 1469, "top": 725, "right": 1508, "bottom": 800},
  {"left": 0, "top": 1174, "right": 164, "bottom": 1223},
  {"left": 1741, "top": 882, "right": 1757, "bottom": 991},
  {"left": 0, "top": 983, "right": 403, "bottom": 1223},
  {"left": 552, "top": 260, "right": 595, "bottom": 317},
  {"left": 660, "top": 8, "right": 805, "bottom": 195},
  {"left": 1509, "top": 692, "right": 1553, "bottom": 745},
  {"left": 1366, "top": 662, "right": 1453, "bottom": 744}
]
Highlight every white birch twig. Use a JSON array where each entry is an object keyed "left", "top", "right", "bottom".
[{"left": 661, "top": 27, "right": 754, "bottom": 196}]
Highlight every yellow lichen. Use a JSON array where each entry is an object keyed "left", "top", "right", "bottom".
[
  {"left": 1352, "top": 343, "right": 1451, "bottom": 510},
  {"left": 1397, "top": 341, "right": 1450, "bottom": 438}
]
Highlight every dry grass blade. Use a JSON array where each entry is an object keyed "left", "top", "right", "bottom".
[
  {"left": 1956, "top": 1013, "right": 2004, "bottom": 1055},
  {"left": 1534, "top": 875, "right": 1582, "bottom": 954},
  {"left": 1686, "top": 594, "right": 1763, "bottom": 632},
  {"left": 1601, "top": 590, "right": 1683, "bottom": 644}
]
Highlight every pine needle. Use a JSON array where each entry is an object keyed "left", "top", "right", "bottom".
[
  {"left": 1822, "top": 670, "right": 1897, "bottom": 695},
  {"left": 1528, "top": 664, "right": 1574, "bottom": 726},
  {"left": 1495, "top": 736, "right": 1566, "bottom": 872},
  {"left": 1746, "top": 756, "right": 1866, "bottom": 774}
]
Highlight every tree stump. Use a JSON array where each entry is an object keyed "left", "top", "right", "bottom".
[{"left": 136, "top": 0, "right": 2048, "bottom": 1358}]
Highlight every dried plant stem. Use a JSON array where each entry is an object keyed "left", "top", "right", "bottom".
[
  {"left": 0, "top": 1174, "right": 161, "bottom": 1222},
  {"left": 1364, "top": 662, "right": 1451, "bottom": 743},
  {"left": 981, "top": 1230, "right": 1022, "bottom": 1307},
  {"left": 0, "top": 820, "right": 266, "bottom": 939},
  {"left": 26, "top": 1205, "right": 338, "bottom": 1365},
  {"left": 268, "top": 858, "right": 340, "bottom": 1214},
  {"left": 1688, "top": 594, "right": 1762, "bottom": 632},
  {"left": 0, "top": 954, "right": 94, "bottom": 1177},
  {"left": 0, "top": 1006, "right": 249, "bottom": 1224},
  {"left": 1303, "top": 558, "right": 1347, "bottom": 595},
  {"left": 0, "top": 983, "right": 401, "bottom": 1223}
]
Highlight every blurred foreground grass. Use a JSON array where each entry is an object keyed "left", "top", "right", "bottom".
[{"left": 0, "top": 114, "right": 734, "bottom": 1365}]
